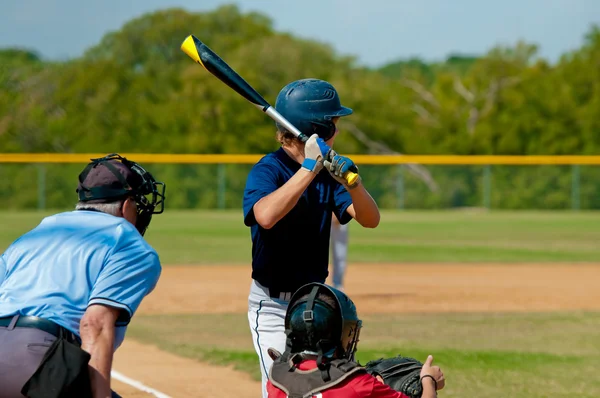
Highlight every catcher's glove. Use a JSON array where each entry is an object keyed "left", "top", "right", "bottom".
[{"left": 364, "top": 355, "right": 425, "bottom": 397}]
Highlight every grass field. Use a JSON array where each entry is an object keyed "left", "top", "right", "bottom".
[
  {"left": 2, "top": 209, "right": 600, "bottom": 263},
  {"left": 127, "top": 311, "right": 600, "bottom": 397},
  {"left": 1, "top": 210, "right": 599, "bottom": 397}
]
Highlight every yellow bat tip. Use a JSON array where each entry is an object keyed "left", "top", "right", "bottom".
[{"left": 181, "top": 35, "right": 201, "bottom": 64}]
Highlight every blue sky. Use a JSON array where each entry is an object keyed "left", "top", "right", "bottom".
[{"left": 1, "top": 0, "right": 598, "bottom": 67}]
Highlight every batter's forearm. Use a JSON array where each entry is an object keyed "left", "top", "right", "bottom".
[
  {"left": 348, "top": 183, "right": 380, "bottom": 228},
  {"left": 253, "top": 169, "right": 316, "bottom": 229}
]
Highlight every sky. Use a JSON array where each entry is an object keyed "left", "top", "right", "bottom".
[{"left": 0, "top": 0, "right": 598, "bottom": 68}]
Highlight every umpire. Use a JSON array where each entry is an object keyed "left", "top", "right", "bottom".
[{"left": 0, "top": 154, "right": 166, "bottom": 398}]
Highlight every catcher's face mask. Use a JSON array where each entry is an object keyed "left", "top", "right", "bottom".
[
  {"left": 331, "top": 286, "right": 362, "bottom": 360},
  {"left": 76, "top": 153, "right": 166, "bottom": 236},
  {"left": 340, "top": 316, "right": 362, "bottom": 361},
  {"left": 285, "top": 283, "right": 362, "bottom": 361}
]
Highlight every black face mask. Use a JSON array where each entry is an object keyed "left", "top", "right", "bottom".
[
  {"left": 125, "top": 158, "right": 166, "bottom": 236},
  {"left": 76, "top": 154, "right": 166, "bottom": 236}
]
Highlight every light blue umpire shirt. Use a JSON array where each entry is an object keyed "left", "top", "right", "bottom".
[{"left": 0, "top": 210, "right": 161, "bottom": 350}]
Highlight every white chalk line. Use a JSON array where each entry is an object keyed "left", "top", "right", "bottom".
[{"left": 111, "top": 370, "right": 172, "bottom": 398}]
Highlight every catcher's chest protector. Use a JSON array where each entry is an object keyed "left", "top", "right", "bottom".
[{"left": 269, "top": 358, "right": 365, "bottom": 398}]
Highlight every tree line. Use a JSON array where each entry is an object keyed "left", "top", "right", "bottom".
[{"left": 1, "top": 5, "right": 599, "bottom": 209}]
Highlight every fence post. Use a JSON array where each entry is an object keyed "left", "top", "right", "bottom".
[
  {"left": 217, "top": 163, "right": 226, "bottom": 209},
  {"left": 571, "top": 164, "right": 581, "bottom": 211},
  {"left": 483, "top": 165, "right": 491, "bottom": 210},
  {"left": 37, "top": 164, "right": 46, "bottom": 210},
  {"left": 396, "top": 165, "right": 404, "bottom": 210}
]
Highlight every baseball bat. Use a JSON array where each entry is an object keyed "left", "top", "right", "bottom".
[{"left": 180, "top": 34, "right": 358, "bottom": 186}]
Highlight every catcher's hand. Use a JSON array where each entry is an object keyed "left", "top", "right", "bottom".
[
  {"left": 420, "top": 355, "right": 445, "bottom": 392},
  {"left": 365, "top": 354, "right": 442, "bottom": 397}
]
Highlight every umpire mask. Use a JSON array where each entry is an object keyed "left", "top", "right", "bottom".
[{"left": 76, "top": 153, "right": 166, "bottom": 236}]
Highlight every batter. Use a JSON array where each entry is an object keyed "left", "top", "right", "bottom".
[{"left": 242, "top": 78, "right": 381, "bottom": 397}]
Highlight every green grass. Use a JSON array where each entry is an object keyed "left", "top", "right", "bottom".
[
  {"left": 126, "top": 311, "right": 600, "bottom": 398},
  {"left": 3, "top": 210, "right": 598, "bottom": 396},
  {"left": 2, "top": 210, "right": 600, "bottom": 263}
]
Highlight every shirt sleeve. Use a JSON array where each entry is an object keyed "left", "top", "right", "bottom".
[
  {"left": 0, "top": 254, "right": 6, "bottom": 286},
  {"left": 88, "top": 238, "right": 162, "bottom": 326},
  {"left": 243, "top": 162, "right": 281, "bottom": 227},
  {"left": 332, "top": 182, "right": 353, "bottom": 225}
]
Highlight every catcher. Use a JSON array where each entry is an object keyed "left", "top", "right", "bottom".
[{"left": 266, "top": 283, "right": 445, "bottom": 398}]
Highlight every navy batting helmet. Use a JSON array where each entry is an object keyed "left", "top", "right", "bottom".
[
  {"left": 284, "top": 282, "right": 362, "bottom": 361},
  {"left": 275, "top": 79, "right": 353, "bottom": 141}
]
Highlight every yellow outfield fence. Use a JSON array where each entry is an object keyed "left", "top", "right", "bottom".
[
  {"left": 2, "top": 153, "right": 600, "bottom": 165},
  {"left": 1, "top": 153, "right": 598, "bottom": 211}
]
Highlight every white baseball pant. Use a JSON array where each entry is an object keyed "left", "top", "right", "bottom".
[{"left": 248, "top": 279, "right": 291, "bottom": 398}]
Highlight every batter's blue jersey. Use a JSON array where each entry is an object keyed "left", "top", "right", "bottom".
[
  {"left": 243, "top": 148, "right": 353, "bottom": 292},
  {"left": 0, "top": 210, "right": 161, "bottom": 349}
]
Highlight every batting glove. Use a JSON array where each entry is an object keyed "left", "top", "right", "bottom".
[
  {"left": 324, "top": 151, "right": 361, "bottom": 189},
  {"left": 302, "top": 134, "right": 331, "bottom": 173}
]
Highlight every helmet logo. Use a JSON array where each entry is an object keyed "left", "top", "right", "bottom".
[{"left": 322, "top": 89, "right": 336, "bottom": 100}]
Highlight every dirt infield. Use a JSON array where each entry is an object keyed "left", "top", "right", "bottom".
[
  {"left": 136, "top": 263, "right": 600, "bottom": 315},
  {"left": 113, "top": 339, "right": 259, "bottom": 397},
  {"left": 112, "top": 263, "right": 600, "bottom": 397}
]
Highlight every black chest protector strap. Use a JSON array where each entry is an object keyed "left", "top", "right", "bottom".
[{"left": 269, "top": 353, "right": 366, "bottom": 398}]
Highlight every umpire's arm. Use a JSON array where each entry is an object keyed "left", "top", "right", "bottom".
[{"left": 81, "top": 304, "right": 120, "bottom": 398}]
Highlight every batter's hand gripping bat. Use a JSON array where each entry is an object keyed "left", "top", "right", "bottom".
[{"left": 180, "top": 34, "right": 358, "bottom": 186}]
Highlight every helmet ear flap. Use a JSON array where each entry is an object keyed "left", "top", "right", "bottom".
[
  {"left": 308, "top": 120, "right": 336, "bottom": 141},
  {"left": 324, "top": 120, "right": 337, "bottom": 141}
]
